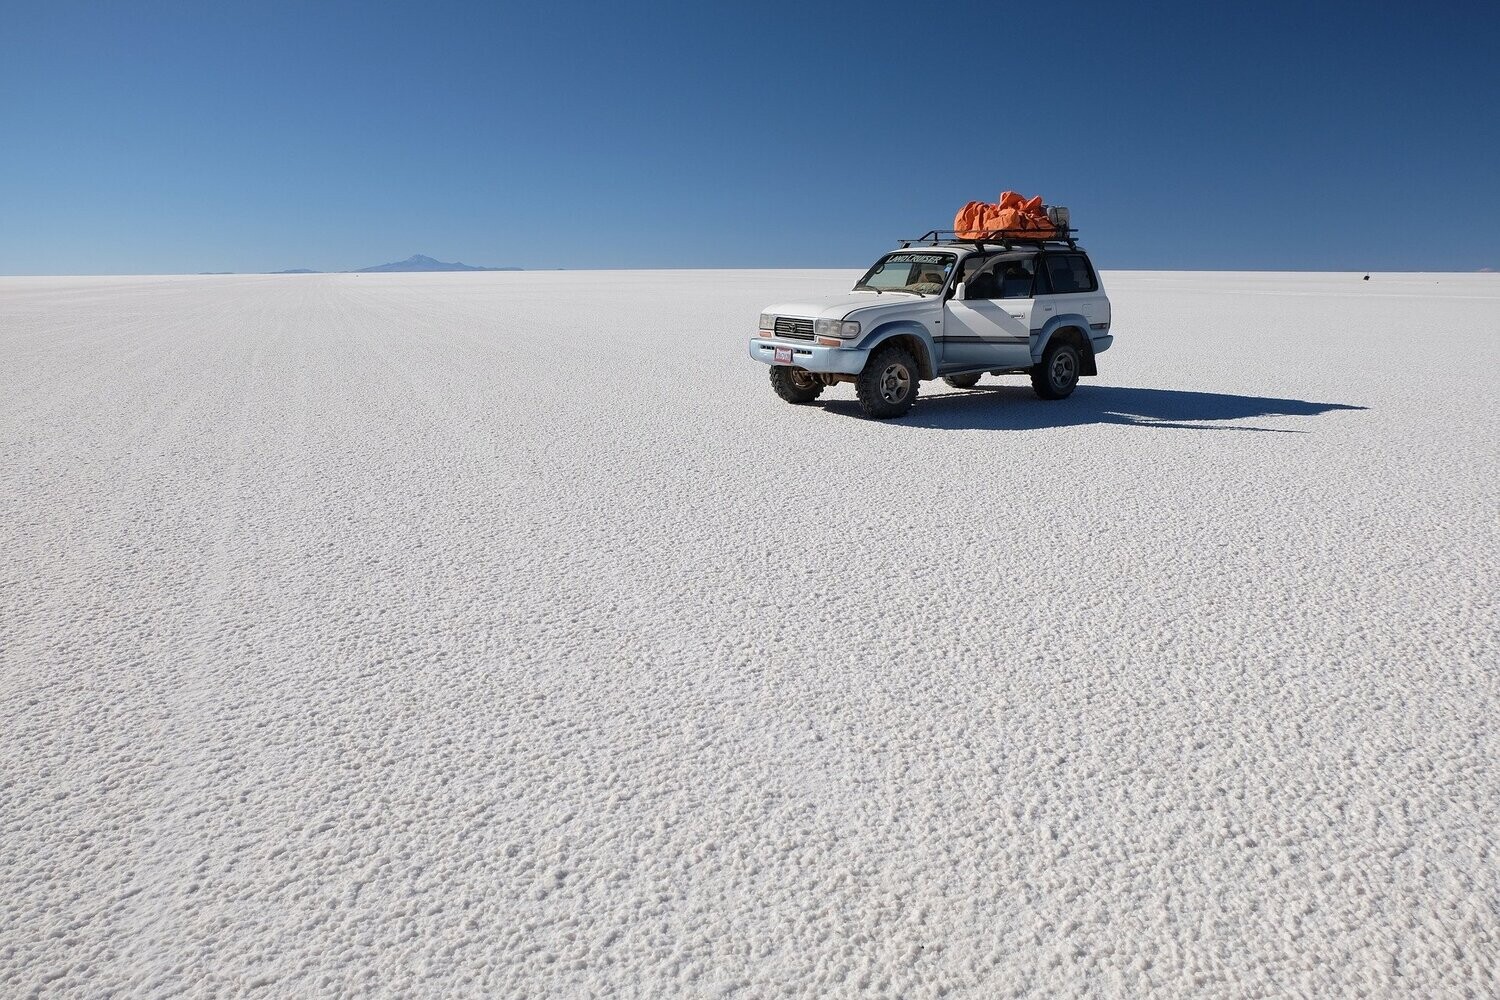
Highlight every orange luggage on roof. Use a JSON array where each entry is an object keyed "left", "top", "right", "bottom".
[{"left": 954, "top": 191, "right": 1057, "bottom": 239}]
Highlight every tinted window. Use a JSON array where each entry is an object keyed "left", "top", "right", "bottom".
[
  {"left": 997, "top": 258, "right": 1037, "bottom": 298},
  {"left": 1043, "top": 254, "right": 1097, "bottom": 294},
  {"left": 965, "top": 255, "right": 1036, "bottom": 300},
  {"left": 956, "top": 253, "right": 992, "bottom": 283}
]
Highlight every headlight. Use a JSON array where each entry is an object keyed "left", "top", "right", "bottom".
[
  {"left": 815, "top": 318, "right": 861, "bottom": 339},
  {"left": 758, "top": 313, "right": 776, "bottom": 331}
]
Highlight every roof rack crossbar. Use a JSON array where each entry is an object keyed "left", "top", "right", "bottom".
[{"left": 898, "top": 227, "right": 1078, "bottom": 251}]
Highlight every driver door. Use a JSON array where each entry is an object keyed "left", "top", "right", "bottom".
[{"left": 941, "top": 255, "right": 1042, "bottom": 370}]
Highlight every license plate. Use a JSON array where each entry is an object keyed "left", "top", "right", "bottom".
[{"left": 773, "top": 346, "right": 793, "bottom": 364}]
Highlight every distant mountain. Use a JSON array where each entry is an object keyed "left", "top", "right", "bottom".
[
  {"left": 354, "top": 254, "right": 520, "bottom": 273},
  {"left": 270, "top": 268, "right": 318, "bottom": 274}
]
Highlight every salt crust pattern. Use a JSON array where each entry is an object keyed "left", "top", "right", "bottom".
[{"left": 2, "top": 271, "right": 1496, "bottom": 997}]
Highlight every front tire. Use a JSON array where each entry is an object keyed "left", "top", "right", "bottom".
[
  {"left": 942, "top": 373, "right": 981, "bottom": 389},
  {"left": 1031, "top": 341, "right": 1080, "bottom": 400},
  {"left": 855, "top": 345, "right": 919, "bottom": 419},
  {"left": 770, "top": 366, "right": 824, "bottom": 404}
]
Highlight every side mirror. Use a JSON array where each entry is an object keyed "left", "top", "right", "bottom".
[{"left": 950, "top": 281, "right": 966, "bottom": 301}]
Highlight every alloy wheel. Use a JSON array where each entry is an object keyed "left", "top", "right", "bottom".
[{"left": 880, "top": 363, "right": 911, "bottom": 403}]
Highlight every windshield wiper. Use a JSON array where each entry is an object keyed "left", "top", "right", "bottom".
[{"left": 853, "top": 283, "right": 883, "bottom": 294}]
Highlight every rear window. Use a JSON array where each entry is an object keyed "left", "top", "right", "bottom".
[{"left": 1044, "top": 254, "right": 1097, "bottom": 294}]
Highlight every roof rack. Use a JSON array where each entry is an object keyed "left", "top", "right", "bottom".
[{"left": 899, "top": 228, "right": 1079, "bottom": 251}]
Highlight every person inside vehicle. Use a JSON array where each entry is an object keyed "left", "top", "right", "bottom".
[
  {"left": 957, "top": 256, "right": 1013, "bottom": 299},
  {"left": 957, "top": 255, "right": 989, "bottom": 282},
  {"left": 912, "top": 266, "right": 947, "bottom": 291},
  {"left": 999, "top": 261, "right": 1035, "bottom": 298}
]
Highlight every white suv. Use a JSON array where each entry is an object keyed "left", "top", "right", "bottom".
[{"left": 749, "top": 232, "right": 1112, "bottom": 419}]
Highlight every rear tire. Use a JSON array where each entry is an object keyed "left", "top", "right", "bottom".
[
  {"left": 770, "top": 366, "right": 824, "bottom": 404},
  {"left": 1030, "top": 341, "right": 1080, "bottom": 400},
  {"left": 855, "top": 345, "right": 919, "bottom": 419},
  {"left": 942, "top": 373, "right": 981, "bottom": 389}
]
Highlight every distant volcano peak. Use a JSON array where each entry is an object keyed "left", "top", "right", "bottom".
[{"left": 355, "top": 253, "right": 519, "bottom": 273}]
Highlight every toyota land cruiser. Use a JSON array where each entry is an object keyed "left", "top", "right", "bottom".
[{"left": 749, "top": 227, "right": 1112, "bottom": 419}]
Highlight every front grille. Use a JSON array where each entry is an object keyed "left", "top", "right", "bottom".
[{"left": 774, "top": 317, "right": 814, "bottom": 340}]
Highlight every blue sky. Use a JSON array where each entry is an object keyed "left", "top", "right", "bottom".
[{"left": 2, "top": 0, "right": 1496, "bottom": 273}]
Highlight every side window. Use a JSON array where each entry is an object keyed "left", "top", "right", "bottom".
[
  {"left": 997, "top": 257, "right": 1038, "bottom": 299},
  {"left": 957, "top": 254, "right": 992, "bottom": 284},
  {"left": 1044, "top": 254, "right": 1097, "bottom": 294},
  {"left": 1067, "top": 255, "right": 1098, "bottom": 292},
  {"left": 963, "top": 257, "right": 1001, "bottom": 300},
  {"left": 965, "top": 256, "right": 1038, "bottom": 300}
]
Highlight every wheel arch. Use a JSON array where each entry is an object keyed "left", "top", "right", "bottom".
[
  {"left": 1034, "top": 315, "right": 1097, "bottom": 376},
  {"left": 861, "top": 322, "right": 938, "bottom": 379}
]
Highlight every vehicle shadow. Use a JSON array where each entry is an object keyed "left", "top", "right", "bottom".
[{"left": 822, "top": 384, "right": 1367, "bottom": 432}]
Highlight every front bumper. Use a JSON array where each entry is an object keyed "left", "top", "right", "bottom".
[{"left": 748, "top": 337, "right": 869, "bottom": 375}]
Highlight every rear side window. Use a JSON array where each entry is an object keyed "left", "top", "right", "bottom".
[
  {"left": 963, "top": 254, "right": 1037, "bottom": 300},
  {"left": 1043, "top": 254, "right": 1098, "bottom": 294}
]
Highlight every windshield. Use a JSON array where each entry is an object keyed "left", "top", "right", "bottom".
[{"left": 855, "top": 252, "right": 955, "bottom": 294}]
